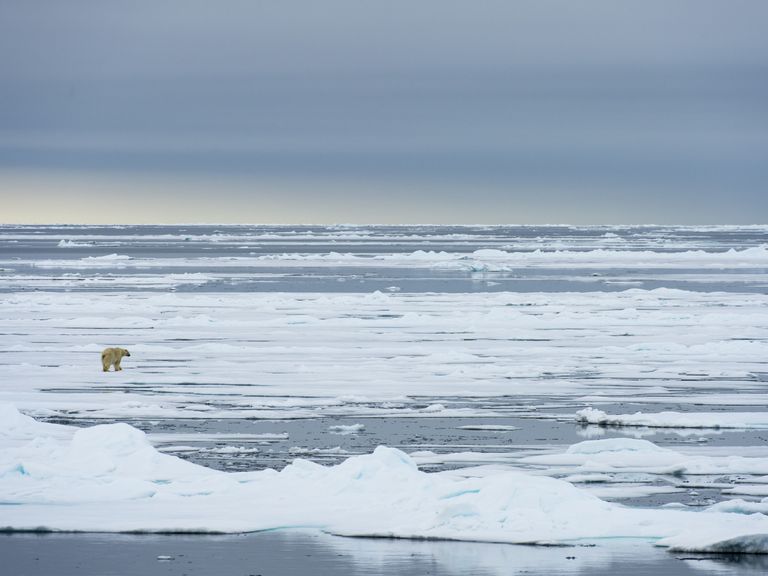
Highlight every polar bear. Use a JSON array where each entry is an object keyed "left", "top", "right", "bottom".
[{"left": 101, "top": 347, "right": 131, "bottom": 372}]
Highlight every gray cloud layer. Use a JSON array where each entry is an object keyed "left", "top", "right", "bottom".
[{"left": 1, "top": 1, "right": 767, "bottom": 223}]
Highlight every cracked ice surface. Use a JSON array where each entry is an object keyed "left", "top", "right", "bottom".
[{"left": 1, "top": 289, "right": 768, "bottom": 420}]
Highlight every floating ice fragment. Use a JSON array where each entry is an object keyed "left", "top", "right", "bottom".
[
  {"left": 576, "top": 408, "right": 768, "bottom": 429},
  {"left": 84, "top": 253, "right": 132, "bottom": 260},
  {"left": 422, "top": 404, "right": 446, "bottom": 413}
]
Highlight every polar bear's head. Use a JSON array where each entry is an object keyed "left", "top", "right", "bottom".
[{"left": 121, "top": 348, "right": 131, "bottom": 357}]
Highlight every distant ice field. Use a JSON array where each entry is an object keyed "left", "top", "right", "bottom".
[
  {"left": 2, "top": 224, "right": 768, "bottom": 293},
  {"left": 2, "top": 224, "right": 768, "bottom": 554}
]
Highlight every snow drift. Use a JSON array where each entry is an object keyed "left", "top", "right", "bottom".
[{"left": 2, "top": 405, "right": 768, "bottom": 553}]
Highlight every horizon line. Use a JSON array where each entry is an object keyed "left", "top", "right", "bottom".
[{"left": 2, "top": 222, "right": 768, "bottom": 228}]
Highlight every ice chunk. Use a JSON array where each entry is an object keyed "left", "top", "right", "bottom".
[
  {"left": 659, "top": 531, "right": 768, "bottom": 554},
  {"left": 576, "top": 408, "right": 768, "bottom": 429}
]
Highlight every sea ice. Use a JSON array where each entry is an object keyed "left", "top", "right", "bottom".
[
  {"left": 3, "top": 405, "right": 768, "bottom": 554},
  {"left": 576, "top": 407, "right": 768, "bottom": 429},
  {"left": 521, "top": 438, "right": 768, "bottom": 476},
  {"left": 2, "top": 288, "right": 767, "bottom": 423},
  {"left": 13, "top": 244, "right": 768, "bottom": 272}
]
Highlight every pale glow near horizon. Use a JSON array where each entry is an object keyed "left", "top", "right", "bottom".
[
  {"left": 0, "top": 170, "right": 552, "bottom": 225},
  {"left": 3, "top": 169, "right": 765, "bottom": 226},
  {"left": 2, "top": 2, "right": 766, "bottom": 225}
]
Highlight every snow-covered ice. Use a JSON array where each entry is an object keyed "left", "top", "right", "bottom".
[
  {"left": 4, "top": 224, "right": 768, "bottom": 560},
  {"left": 16, "top": 245, "right": 768, "bottom": 272},
  {"left": 2, "top": 288, "right": 768, "bottom": 421},
  {"left": 576, "top": 408, "right": 768, "bottom": 429},
  {"left": 3, "top": 405, "right": 768, "bottom": 553},
  {"left": 521, "top": 437, "right": 768, "bottom": 475}
]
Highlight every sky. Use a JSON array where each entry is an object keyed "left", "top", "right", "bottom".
[{"left": 1, "top": 0, "right": 767, "bottom": 224}]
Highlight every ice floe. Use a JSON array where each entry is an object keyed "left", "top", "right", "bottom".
[
  {"left": 5, "top": 224, "right": 768, "bottom": 559},
  {"left": 15, "top": 245, "right": 768, "bottom": 272},
  {"left": 3, "top": 405, "right": 768, "bottom": 554},
  {"left": 521, "top": 438, "right": 768, "bottom": 476},
  {"left": 576, "top": 408, "right": 768, "bottom": 429},
  {"left": 2, "top": 289, "right": 768, "bottom": 422}
]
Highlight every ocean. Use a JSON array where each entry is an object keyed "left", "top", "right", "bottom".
[{"left": 2, "top": 224, "right": 768, "bottom": 575}]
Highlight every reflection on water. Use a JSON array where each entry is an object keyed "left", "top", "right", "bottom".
[
  {"left": 3, "top": 224, "right": 768, "bottom": 572},
  {"left": 319, "top": 533, "right": 768, "bottom": 576},
  {"left": 4, "top": 531, "right": 768, "bottom": 576}
]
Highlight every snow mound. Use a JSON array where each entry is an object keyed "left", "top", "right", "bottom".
[
  {"left": 3, "top": 404, "right": 768, "bottom": 553},
  {"left": 708, "top": 498, "right": 768, "bottom": 515},
  {"left": 0, "top": 404, "right": 73, "bottom": 446},
  {"left": 0, "top": 403, "right": 40, "bottom": 433}
]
